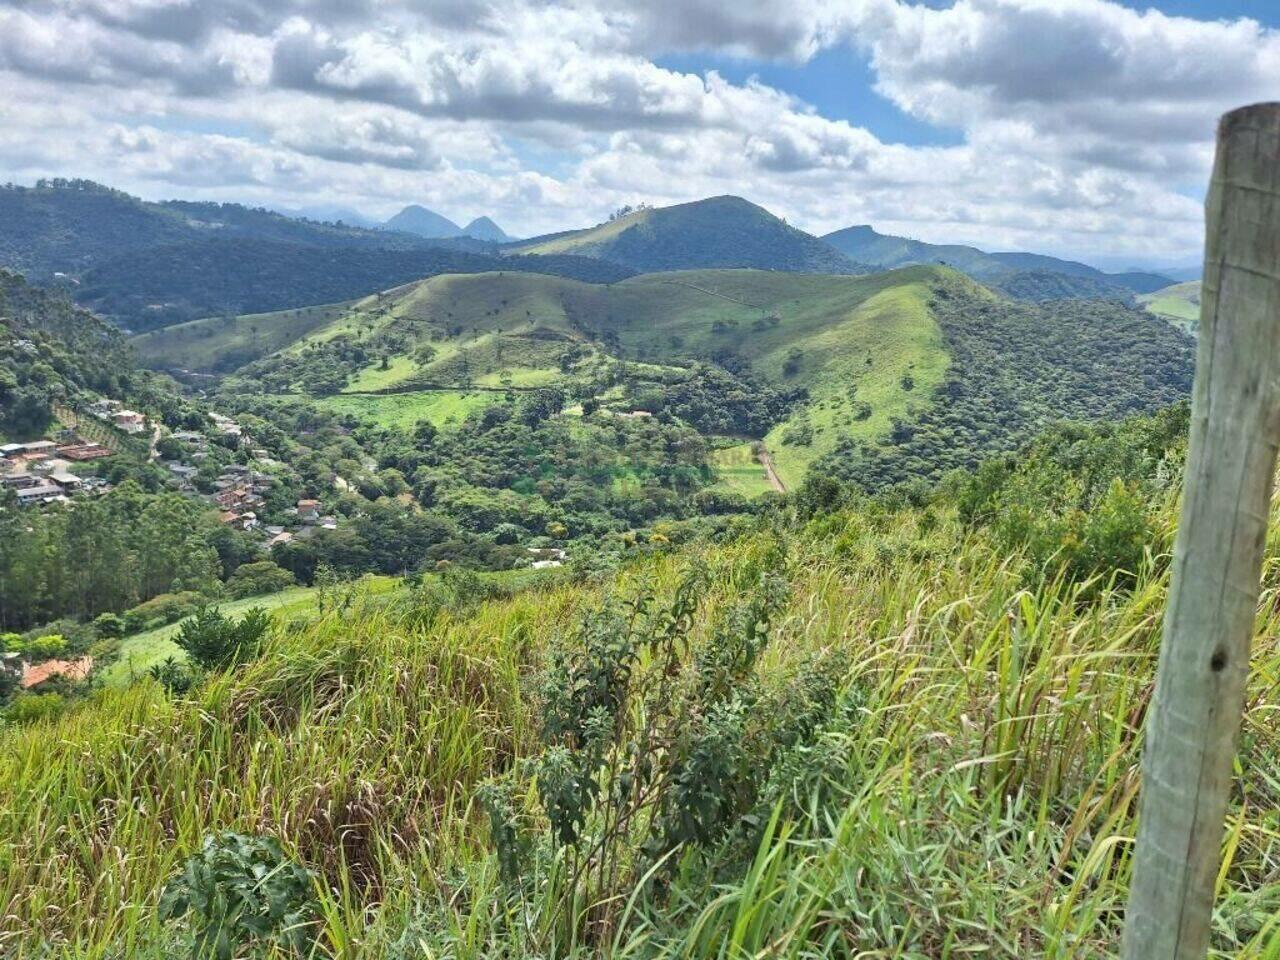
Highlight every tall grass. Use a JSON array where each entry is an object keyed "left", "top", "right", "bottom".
[{"left": 6, "top": 497, "right": 1280, "bottom": 957}]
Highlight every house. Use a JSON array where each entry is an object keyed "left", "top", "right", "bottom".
[
  {"left": 0, "top": 443, "right": 25, "bottom": 459},
  {"left": 0, "top": 472, "right": 37, "bottom": 489},
  {"left": 319, "top": 516, "right": 338, "bottom": 530},
  {"left": 49, "top": 469, "right": 81, "bottom": 491},
  {"left": 15, "top": 484, "right": 63, "bottom": 504},
  {"left": 20, "top": 656, "right": 94, "bottom": 689},
  {"left": 112, "top": 411, "right": 147, "bottom": 434},
  {"left": 171, "top": 430, "right": 204, "bottom": 443},
  {"left": 297, "top": 499, "right": 321, "bottom": 523},
  {"left": 268, "top": 530, "right": 294, "bottom": 548},
  {"left": 167, "top": 463, "right": 199, "bottom": 480},
  {"left": 57, "top": 443, "right": 112, "bottom": 461},
  {"left": 21, "top": 440, "right": 57, "bottom": 454}
]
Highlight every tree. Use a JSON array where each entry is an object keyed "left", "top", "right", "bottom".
[
  {"left": 173, "top": 606, "right": 271, "bottom": 671},
  {"left": 226, "top": 561, "right": 296, "bottom": 599}
]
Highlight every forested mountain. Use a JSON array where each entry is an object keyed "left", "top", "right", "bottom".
[
  {"left": 823, "top": 223, "right": 1174, "bottom": 300},
  {"left": 0, "top": 181, "right": 559, "bottom": 331},
  {"left": 463, "top": 216, "right": 512, "bottom": 242},
  {"left": 509, "top": 196, "right": 864, "bottom": 274},
  {"left": 0, "top": 271, "right": 134, "bottom": 438},
  {"left": 77, "top": 238, "right": 634, "bottom": 332}
]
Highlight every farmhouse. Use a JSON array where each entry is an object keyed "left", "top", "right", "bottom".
[
  {"left": 20, "top": 656, "right": 94, "bottom": 689},
  {"left": 112, "top": 410, "right": 146, "bottom": 434}
]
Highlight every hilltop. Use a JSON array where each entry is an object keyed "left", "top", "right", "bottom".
[{"left": 509, "top": 196, "right": 863, "bottom": 275}]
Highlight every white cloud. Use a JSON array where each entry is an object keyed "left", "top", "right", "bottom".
[{"left": 0, "top": 0, "right": 1274, "bottom": 262}]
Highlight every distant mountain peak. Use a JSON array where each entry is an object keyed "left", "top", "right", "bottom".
[
  {"left": 384, "top": 205, "right": 462, "bottom": 239},
  {"left": 463, "top": 216, "right": 512, "bottom": 243}
]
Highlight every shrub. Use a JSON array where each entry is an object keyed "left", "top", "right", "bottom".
[
  {"left": 2, "top": 692, "right": 65, "bottom": 725},
  {"left": 158, "top": 832, "right": 317, "bottom": 959},
  {"left": 123, "top": 591, "right": 205, "bottom": 633},
  {"left": 91, "top": 612, "right": 125, "bottom": 639},
  {"left": 226, "top": 561, "right": 296, "bottom": 599},
  {"left": 173, "top": 606, "right": 271, "bottom": 671}
]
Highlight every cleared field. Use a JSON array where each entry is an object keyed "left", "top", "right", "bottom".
[
  {"left": 309, "top": 389, "right": 497, "bottom": 430},
  {"left": 1139, "top": 280, "right": 1201, "bottom": 331},
  {"left": 708, "top": 442, "right": 775, "bottom": 498},
  {"left": 344, "top": 354, "right": 419, "bottom": 391},
  {"left": 131, "top": 300, "right": 356, "bottom": 371}
]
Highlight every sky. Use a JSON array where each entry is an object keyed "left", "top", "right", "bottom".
[{"left": 0, "top": 1, "right": 1277, "bottom": 269}]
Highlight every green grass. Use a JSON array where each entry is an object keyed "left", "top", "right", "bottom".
[
  {"left": 708, "top": 442, "right": 774, "bottom": 498},
  {"left": 307, "top": 390, "right": 497, "bottom": 431},
  {"left": 764, "top": 279, "right": 948, "bottom": 486},
  {"left": 10, "top": 488, "right": 1280, "bottom": 956},
  {"left": 474, "top": 366, "right": 564, "bottom": 388},
  {"left": 106, "top": 580, "right": 398, "bottom": 683},
  {"left": 1139, "top": 280, "right": 1201, "bottom": 331},
  {"left": 343, "top": 354, "right": 419, "bottom": 392},
  {"left": 131, "top": 300, "right": 357, "bottom": 371}
]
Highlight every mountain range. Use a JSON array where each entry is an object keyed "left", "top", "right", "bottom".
[
  {"left": 822, "top": 224, "right": 1173, "bottom": 296},
  {"left": 0, "top": 180, "right": 1191, "bottom": 336}
]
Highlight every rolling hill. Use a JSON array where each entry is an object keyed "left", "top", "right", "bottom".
[
  {"left": 136, "top": 264, "right": 1194, "bottom": 492},
  {"left": 509, "top": 196, "right": 863, "bottom": 275},
  {"left": 823, "top": 224, "right": 1173, "bottom": 299},
  {"left": 1139, "top": 280, "right": 1202, "bottom": 331}
]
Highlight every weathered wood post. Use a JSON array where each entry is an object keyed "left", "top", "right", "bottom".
[{"left": 1123, "top": 102, "right": 1280, "bottom": 958}]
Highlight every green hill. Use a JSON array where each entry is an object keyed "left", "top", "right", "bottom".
[
  {"left": 1139, "top": 280, "right": 1202, "bottom": 331},
  {"left": 137, "top": 264, "right": 1193, "bottom": 495},
  {"left": 509, "top": 196, "right": 862, "bottom": 274},
  {"left": 0, "top": 270, "right": 135, "bottom": 439},
  {"left": 0, "top": 181, "right": 631, "bottom": 332}
]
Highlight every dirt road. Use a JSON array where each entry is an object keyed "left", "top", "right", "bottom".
[{"left": 756, "top": 444, "right": 786, "bottom": 493}]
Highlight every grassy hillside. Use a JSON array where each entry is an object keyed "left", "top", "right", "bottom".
[
  {"left": 7, "top": 420, "right": 1280, "bottom": 957},
  {"left": 136, "top": 264, "right": 1192, "bottom": 499},
  {"left": 509, "top": 196, "right": 861, "bottom": 274},
  {"left": 1139, "top": 280, "right": 1202, "bottom": 331}
]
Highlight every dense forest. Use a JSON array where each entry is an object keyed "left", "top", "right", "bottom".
[
  {"left": 812, "top": 292, "right": 1195, "bottom": 490},
  {"left": 79, "top": 240, "right": 635, "bottom": 331}
]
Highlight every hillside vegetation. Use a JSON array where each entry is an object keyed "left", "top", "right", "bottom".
[
  {"left": 0, "top": 181, "right": 629, "bottom": 332},
  {"left": 135, "top": 264, "right": 1193, "bottom": 499},
  {"left": 509, "top": 196, "right": 862, "bottom": 274},
  {"left": 8, "top": 408, "right": 1280, "bottom": 957},
  {"left": 1139, "top": 280, "right": 1202, "bottom": 331}
]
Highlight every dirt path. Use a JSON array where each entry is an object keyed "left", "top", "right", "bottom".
[{"left": 757, "top": 444, "right": 786, "bottom": 493}]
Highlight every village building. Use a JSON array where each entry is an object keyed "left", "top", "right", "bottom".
[
  {"left": 20, "top": 656, "right": 94, "bottom": 689},
  {"left": 112, "top": 410, "right": 147, "bottom": 434}
]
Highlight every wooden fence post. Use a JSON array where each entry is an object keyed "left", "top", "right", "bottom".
[{"left": 1123, "top": 102, "right": 1280, "bottom": 958}]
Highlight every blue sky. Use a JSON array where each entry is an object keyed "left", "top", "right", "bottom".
[{"left": 0, "top": 0, "right": 1276, "bottom": 267}]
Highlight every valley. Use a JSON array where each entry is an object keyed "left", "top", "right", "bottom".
[{"left": 0, "top": 181, "right": 1214, "bottom": 959}]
